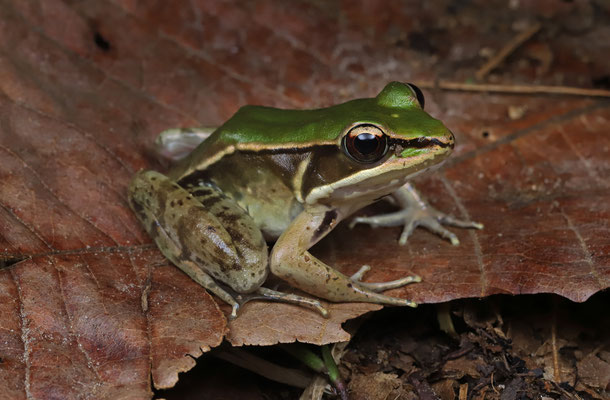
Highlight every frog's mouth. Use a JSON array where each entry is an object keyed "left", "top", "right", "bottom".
[
  {"left": 389, "top": 135, "right": 454, "bottom": 160},
  {"left": 305, "top": 137, "right": 453, "bottom": 205},
  {"left": 394, "top": 136, "right": 453, "bottom": 149},
  {"left": 389, "top": 134, "right": 454, "bottom": 156}
]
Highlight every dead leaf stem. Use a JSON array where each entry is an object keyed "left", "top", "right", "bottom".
[
  {"left": 551, "top": 298, "right": 561, "bottom": 382},
  {"left": 417, "top": 80, "right": 610, "bottom": 98}
]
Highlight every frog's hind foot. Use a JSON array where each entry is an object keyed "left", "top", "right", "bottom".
[
  {"left": 235, "top": 287, "right": 330, "bottom": 318},
  {"left": 349, "top": 183, "right": 483, "bottom": 246},
  {"left": 350, "top": 265, "right": 421, "bottom": 292},
  {"left": 341, "top": 266, "right": 420, "bottom": 308}
]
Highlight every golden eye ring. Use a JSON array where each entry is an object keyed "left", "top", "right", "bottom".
[{"left": 342, "top": 124, "right": 388, "bottom": 163}]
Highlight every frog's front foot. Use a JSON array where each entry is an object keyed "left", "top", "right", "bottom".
[
  {"left": 349, "top": 203, "right": 482, "bottom": 246},
  {"left": 349, "top": 183, "right": 483, "bottom": 246}
]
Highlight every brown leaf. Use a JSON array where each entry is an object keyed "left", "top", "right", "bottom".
[
  {"left": 576, "top": 351, "right": 610, "bottom": 392},
  {"left": 442, "top": 357, "right": 486, "bottom": 380},
  {"left": 348, "top": 372, "right": 407, "bottom": 400},
  {"left": 431, "top": 380, "right": 458, "bottom": 400},
  {"left": 226, "top": 302, "right": 380, "bottom": 346},
  {"left": 0, "top": 0, "right": 609, "bottom": 397},
  {"left": 0, "top": 251, "right": 226, "bottom": 396},
  {"left": 147, "top": 256, "right": 227, "bottom": 389}
]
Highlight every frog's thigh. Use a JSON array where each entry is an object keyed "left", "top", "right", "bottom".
[
  {"left": 270, "top": 211, "right": 416, "bottom": 307},
  {"left": 128, "top": 170, "right": 268, "bottom": 296}
]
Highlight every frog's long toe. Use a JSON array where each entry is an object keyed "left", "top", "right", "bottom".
[
  {"left": 350, "top": 265, "right": 372, "bottom": 281},
  {"left": 244, "top": 287, "right": 330, "bottom": 318},
  {"left": 350, "top": 265, "right": 421, "bottom": 292},
  {"left": 358, "top": 275, "right": 421, "bottom": 291},
  {"left": 401, "top": 215, "right": 460, "bottom": 246},
  {"left": 405, "top": 212, "right": 484, "bottom": 246},
  {"left": 228, "top": 303, "right": 240, "bottom": 320}
]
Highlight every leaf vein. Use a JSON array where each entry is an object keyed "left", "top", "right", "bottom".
[
  {"left": 439, "top": 174, "right": 487, "bottom": 296},
  {"left": 9, "top": 268, "right": 32, "bottom": 400}
]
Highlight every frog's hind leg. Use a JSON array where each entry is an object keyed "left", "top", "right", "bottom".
[
  {"left": 129, "top": 170, "right": 334, "bottom": 319},
  {"left": 128, "top": 170, "right": 268, "bottom": 318},
  {"left": 349, "top": 182, "right": 483, "bottom": 246},
  {"left": 271, "top": 250, "right": 420, "bottom": 308},
  {"left": 270, "top": 211, "right": 420, "bottom": 308},
  {"left": 173, "top": 258, "right": 243, "bottom": 318}
]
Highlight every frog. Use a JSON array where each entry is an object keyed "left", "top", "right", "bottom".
[{"left": 128, "top": 82, "right": 482, "bottom": 318}]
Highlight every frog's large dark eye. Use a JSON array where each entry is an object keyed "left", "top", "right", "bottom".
[
  {"left": 406, "top": 83, "right": 425, "bottom": 109},
  {"left": 342, "top": 124, "right": 388, "bottom": 163}
]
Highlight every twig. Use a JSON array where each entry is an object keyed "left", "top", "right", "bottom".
[
  {"left": 214, "top": 348, "right": 311, "bottom": 388},
  {"left": 551, "top": 298, "right": 562, "bottom": 382},
  {"left": 491, "top": 372, "right": 500, "bottom": 394},
  {"left": 476, "top": 22, "right": 542, "bottom": 80},
  {"left": 416, "top": 80, "right": 610, "bottom": 98},
  {"left": 459, "top": 383, "right": 468, "bottom": 400}
]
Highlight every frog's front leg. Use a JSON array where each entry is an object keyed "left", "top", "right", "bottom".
[
  {"left": 154, "top": 126, "right": 216, "bottom": 161},
  {"left": 350, "top": 182, "right": 483, "bottom": 246},
  {"left": 128, "top": 170, "right": 327, "bottom": 318},
  {"left": 270, "top": 207, "right": 419, "bottom": 307}
]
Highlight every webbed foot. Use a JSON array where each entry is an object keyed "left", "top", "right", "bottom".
[
  {"left": 349, "top": 265, "right": 420, "bottom": 307},
  {"left": 349, "top": 183, "right": 483, "bottom": 246}
]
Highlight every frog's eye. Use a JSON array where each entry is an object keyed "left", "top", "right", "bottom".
[
  {"left": 343, "top": 124, "right": 388, "bottom": 163},
  {"left": 406, "top": 83, "right": 425, "bottom": 109}
]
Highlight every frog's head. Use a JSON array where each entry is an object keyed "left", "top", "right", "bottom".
[{"left": 304, "top": 82, "right": 455, "bottom": 207}]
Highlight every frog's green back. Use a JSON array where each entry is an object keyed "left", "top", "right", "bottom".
[
  {"left": 169, "top": 82, "right": 449, "bottom": 179},
  {"left": 216, "top": 88, "right": 446, "bottom": 145}
]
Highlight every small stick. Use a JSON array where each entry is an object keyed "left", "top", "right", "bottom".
[
  {"left": 215, "top": 348, "right": 311, "bottom": 388},
  {"left": 491, "top": 372, "right": 499, "bottom": 394},
  {"left": 551, "top": 298, "right": 562, "bottom": 382},
  {"left": 416, "top": 80, "right": 610, "bottom": 98},
  {"left": 459, "top": 383, "right": 468, "bottom": 400},
  {"left": 476, "top": 22, "right": 542, "bottom": 80}
]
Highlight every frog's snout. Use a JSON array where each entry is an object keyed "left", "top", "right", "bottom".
[{"left": 447, "top": 130, "right": 455, "bottom": 149}]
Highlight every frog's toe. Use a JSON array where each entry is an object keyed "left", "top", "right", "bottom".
[
  {"left": 349, "top": 213, "right": 404, "bottom": 229},
  {"left": 349, "top": 265, "right": 371, "bottom": 281},
  {"left": 227, "top": 303, "right": 240, "bottom": 320},
  {"left": 439, "top": 214, "right": 484, "bottom": 230},
  {"left": 254, "top": 287, "right": 330, "bottom": 318},
  {"left": 357, "top": 275, "right": 421, "bottom": 291},
  {"left": 410, "top": 216, "right": 461, "bottom": 246},
  {"left": 350, "top": 264, "right": 421, "bottom": 292},
  {"left": 397, "top": 219, "right": 417, "bottom": 245}
]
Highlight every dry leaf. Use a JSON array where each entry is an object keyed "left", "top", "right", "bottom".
[{"left": 0, "top": 0, "right": 608, "bottom": 397}]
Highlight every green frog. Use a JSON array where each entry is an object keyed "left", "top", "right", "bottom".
[{"left": 128, "top": 82, "right": 482, "bottom": 318}]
